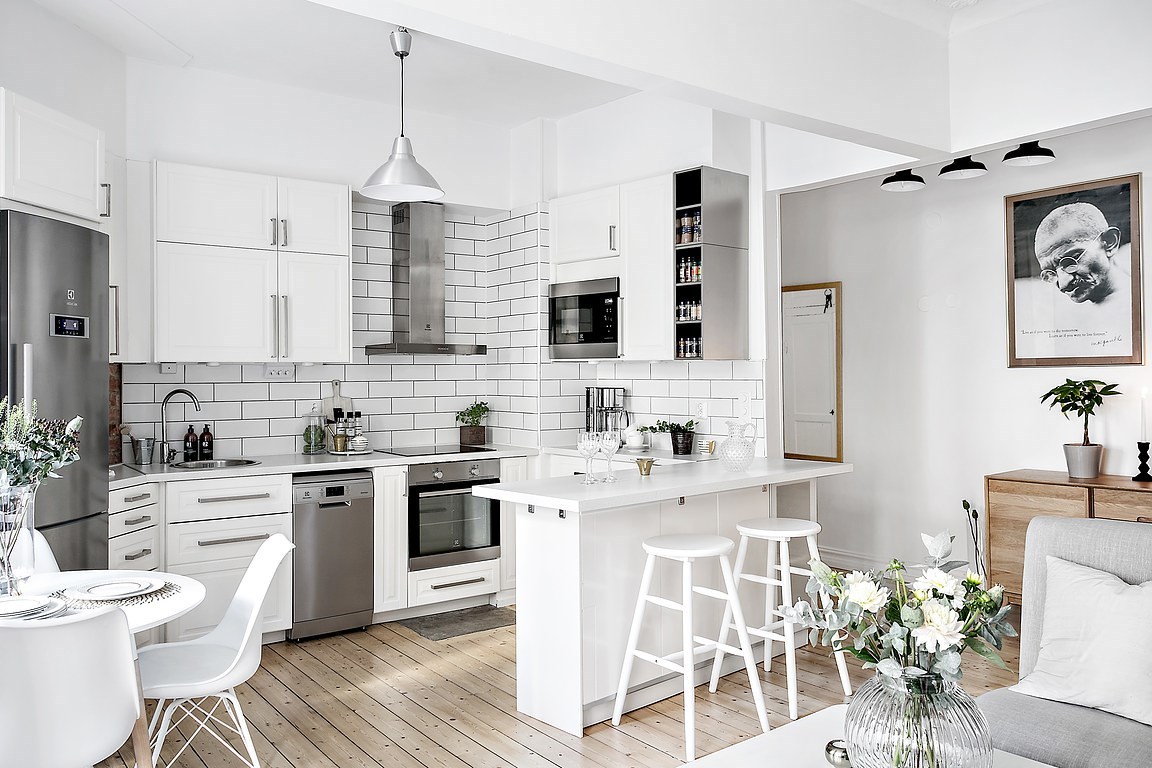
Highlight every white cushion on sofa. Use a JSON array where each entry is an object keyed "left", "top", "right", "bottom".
[{"left": 1012, "top": 555, "right": 1152, "bottom": 726}]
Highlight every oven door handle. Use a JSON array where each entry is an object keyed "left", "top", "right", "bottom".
[{"left": 416, "top": 487, "right": 491, "bottom": 499}]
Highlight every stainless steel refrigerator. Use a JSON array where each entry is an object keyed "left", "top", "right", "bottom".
[{"left": 1, "top": 209, "right": 109, "bottom": 570}]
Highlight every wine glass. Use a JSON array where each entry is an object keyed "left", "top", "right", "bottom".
[
  {"left": 577, "top": 432, "right": 602, "bottom": 485},
  {"left": 600, "top": 431, "right": 621, "bottom": 482}
]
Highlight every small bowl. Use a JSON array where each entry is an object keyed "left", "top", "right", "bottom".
[{"left": 824, "top": 739, "right": 852, "bottom": 767}]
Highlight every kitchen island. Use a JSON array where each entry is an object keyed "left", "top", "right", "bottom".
[{"left": 473, "top": 457, "right": 851, "bottom": 735}]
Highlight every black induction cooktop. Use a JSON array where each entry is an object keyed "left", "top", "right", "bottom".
[{"left": 375, "top": 445, "right": 496, "bottom": 457}]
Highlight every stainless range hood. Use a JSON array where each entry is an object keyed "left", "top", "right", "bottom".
[{"left": 365, "top": 202, "right": 487, "bottom": 356}]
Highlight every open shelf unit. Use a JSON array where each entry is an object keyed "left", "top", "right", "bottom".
[{"left": 672, "top": 166, "right": 748, "bottom": 359}]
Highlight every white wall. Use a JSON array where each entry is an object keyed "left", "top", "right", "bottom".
[
  {"left": 0, "top": 0, "right": 127, "bottom": 155},
  {"left": 780, "top": 115, "right": 1152, "bottom": 571},
  {"left": 125, "top": 59, "right": 512, "bottom": 210},
  {"left": 950, "top": 0, "right": 1152, "bottom": 150}
]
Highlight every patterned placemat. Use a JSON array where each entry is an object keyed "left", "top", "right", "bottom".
[{"left": 49, "top": 580, "right": 182, "bottom": 609}]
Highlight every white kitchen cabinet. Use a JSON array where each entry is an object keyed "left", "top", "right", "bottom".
[
  {"left": 277, "top": 177, "right": 350, "bottom": 256},
  {"left": 498, "top": 456, "right": 528, "bottom": 593},
  {"left": 154, "top": 243, "right": 279, "bottom": 362},
  {"left": 0, "top": 89, "right": 106, "bottom": 221},
  {"left": 546, "top": 454, "right": 588, "bottom": 478},
  {"left": 108, "top": 482, "right": 162, "bottom": 647},
  {"left": 373, "top": 466, "right": 408, "bottom": 614},
  {"left": 620, "top": 175, "right": 674, "bottom": 361},
  {"left": 107, "top": 157, "right": 155, "bottom": 362},
  {"left": 277, "top": 251, "right": 350, "bottom": 362},
  {"left": 155, "top": 162, "right": 278, "bottom": 250},
  {"left": 408, "top": 559, "right": 500, "bottom": 608},
  {"left": 551, "top": 186, "right": 620, "bottom": 267}
]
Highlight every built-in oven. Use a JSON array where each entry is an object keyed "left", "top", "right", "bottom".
[
  {"left": 548, "top": 277, "right": 619, "bottom": 359},
  {"left": 408, "top": 459, "right": 501, "bottom": 571}
]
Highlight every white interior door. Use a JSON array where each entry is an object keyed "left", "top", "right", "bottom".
[
  {"left": 620, "top": 175, "right": 674, "bottom": 360},
  {"left": 155, "top": 161, "right": 278, "bottom": 249},
  {"left": 783, "top": 285, "right": 841, "bottom": 460},
  {"left": 277, "top": 251, "right": 351, "bottom": 362},
  {"left": 154, "top": 242, "right": 278, "bottom": 362},
  {"left": 276, "top": 177, "right": 350, "bottom": 255}
]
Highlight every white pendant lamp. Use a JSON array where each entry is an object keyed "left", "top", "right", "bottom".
[{"left": 361, "top": 28, "right": 444, "bottom": 202}]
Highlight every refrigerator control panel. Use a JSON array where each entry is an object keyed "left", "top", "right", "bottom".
[{"left": 50, "top": 314, "right": 89, "bottom": 338}]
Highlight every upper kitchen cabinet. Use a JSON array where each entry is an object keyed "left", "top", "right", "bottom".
[
  {"left": 276, "top": 251, "right": 351, "bottom": 362},
  {"left": 0, "top": 89, "right": 106, "bottom": 221},
  {"left": 550, "top": 186, "right": 620, "bottom": 279},
  {"left": 107, "top": 157, "right": 154, "bottom": 363},
  {"left": 619, "top": 175, "right": 674, "bottom": 361},
  {"left": 155, "top": 161, "right": 348, "bottom": 255}
]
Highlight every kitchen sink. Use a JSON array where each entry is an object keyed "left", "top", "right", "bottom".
[{"left": 171, "top": 459, "right": 262, "bottom": 470}]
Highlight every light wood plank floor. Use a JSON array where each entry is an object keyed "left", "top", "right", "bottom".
[{"left": 98, "top": 620, "right": 1019, "bottom": 767}]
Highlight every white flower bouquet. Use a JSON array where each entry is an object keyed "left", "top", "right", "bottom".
[{"left": 784, "top": 532, "right": 1016, "bottom": 681}]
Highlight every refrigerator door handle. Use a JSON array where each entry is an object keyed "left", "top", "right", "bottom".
[{"left": 11, "top": 343, "right": 33, "bottom": 414}]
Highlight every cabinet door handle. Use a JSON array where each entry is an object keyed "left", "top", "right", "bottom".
[
  {"left": 270, "top": 217, "right": 278, "bottom": 246},
  {"left": 280, "top": 219, "right": 288, "bottom": 247},
  {"left": 1137, "top": 516, "right": 1152, "bottom": 524},
  {"left": 196, "top": 492, "right": 271, "bottom": 504},
  {"left": 124, "top": 515, "right": 152, "bottom": 526},
  {"left": 124, "top": 548, "right": 152, "bottom": 561},
  {"left": 109, "top": 285, "right": 121, "bottom": 356},
  {"left": 270, "top": 295, "right": 279, "bottom": 358},
  {"left": 124, "top": 492, "right": 151, "bottom": 503},
  {"left": 197, "top": 533, "right": 270, "bottom": 547},
  {"left": 280, "top": 295, "right": 289, "bottom": 359},
  {"left": 431, "top": 576, "right": 485, "bottom": 590},
  {"left": 609, "top": 224, "right": 617, "bottom": 251},
  {"left": 100, "top": 183, "right": 112, "bottom": 217}
]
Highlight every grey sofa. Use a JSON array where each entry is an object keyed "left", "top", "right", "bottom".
[{"left": 977, "top": 517, "right": 1152, "bottom": 768}]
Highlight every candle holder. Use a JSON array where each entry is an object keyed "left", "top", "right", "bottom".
[{"left": 1134, "top": 442, "right": 1152, "bottom": 482}]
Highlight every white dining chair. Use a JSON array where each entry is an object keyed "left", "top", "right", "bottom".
[
  {"left": 32, "top": 529, "right": 59, "bottom": 573},
  {"left": 0, "top": 607, "right": 141, "bottom": 768},
  {"left": 139, "top": 533, "right": 294, "bottom": 768}
]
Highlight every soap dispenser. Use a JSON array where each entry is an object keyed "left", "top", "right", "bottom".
[{"left": 183, "top": 425, "right": 198, "bottom": 462}]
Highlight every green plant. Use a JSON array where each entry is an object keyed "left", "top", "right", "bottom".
[
  {"left": 639, "top": 419, "right": 697, "bottom": 434},
  {"left": 1040, "top": 379, "right": 1120, "bottom": 446},
  {"left": 455, "top": 401, "right": 491, "bottom": 427},
  {"left": 0, "top": 397, "right": 83, "bottom": 488}
]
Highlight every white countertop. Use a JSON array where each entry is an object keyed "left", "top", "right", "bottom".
[
  {"left": 542, "top": 446, "right": 717, "bottom": 464},
  {"left": 109, "top": 444, "right": 538, "bottom": 490},
  {"left": 473, "top": 457, "right": 851, "bottom": 513}
]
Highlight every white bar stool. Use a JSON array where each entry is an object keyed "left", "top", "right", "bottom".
[
  {"left": 611, "top": 533, "right": 769, "bottom": 761},
  {"left": 707, "top": 517, "right": 852, "bottom": 720}
]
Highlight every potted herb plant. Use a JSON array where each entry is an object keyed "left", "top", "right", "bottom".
[
  {"left": 1040, "top": 378, "right": 1120, "bottom": 479},
  {"left": 456, "top": 401, "right": 490, "bottom": 446},
  {"left": 641, "top": 419, "right": 697, "bottom": 455}
]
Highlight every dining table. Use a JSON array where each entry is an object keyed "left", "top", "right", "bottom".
[{"left": 21, "top": 569, "right": 206, "bottom": 768}]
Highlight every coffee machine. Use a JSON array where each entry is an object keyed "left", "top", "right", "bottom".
[{"left": 586, "top": 386, "right": 630, "bottom": 434}]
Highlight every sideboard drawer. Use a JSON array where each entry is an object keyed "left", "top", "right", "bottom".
[
  {"left": 1093, "top": 489, "right": 1152, "bottom": 524},
  {"left": 986, "top": 479, "right": 1088, "bottom": 598}
]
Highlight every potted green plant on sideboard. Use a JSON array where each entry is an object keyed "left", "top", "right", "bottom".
[
  {"left": 1040, "top": 378, "right": 1120, "bottom": 479},
  {"left": 456, "top": 401, "right": 490, "bottom": 446}
]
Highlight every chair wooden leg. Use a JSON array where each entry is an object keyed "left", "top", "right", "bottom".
[
  {"left": 612, "top": 553, "right": 656, "bottom": 726},
  {"left": 132, "top": 659, "right": 156, "bottom": 768}
]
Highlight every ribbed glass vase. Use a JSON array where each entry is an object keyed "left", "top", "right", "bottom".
[{"left": 844, "top": 672, "right": 992, "bottom": 768}]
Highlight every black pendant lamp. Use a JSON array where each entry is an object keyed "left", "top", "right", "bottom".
[
  {"left": 939, "top": 155, "right": 987, "bottom": 180},
  {"left": 1002, "top": 141, "right": 1055, "bottom": 166},
  {"left": 880, "top": 169, "right": 926, "bottom": 192}
]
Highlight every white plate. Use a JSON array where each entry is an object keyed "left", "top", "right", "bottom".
[
  {"left": 63, "top": 576, "right": 163, "bottom": 601},
  {"left": 26, "top": 597, "right": 67, "bottom": 620},
  {"left": 0, "top": 595, "right": 52, "bottom": 618}
]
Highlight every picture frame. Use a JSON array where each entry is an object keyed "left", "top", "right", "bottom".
[{"left": 1005, "top": 174, "right": 1142, "bottom": 367}]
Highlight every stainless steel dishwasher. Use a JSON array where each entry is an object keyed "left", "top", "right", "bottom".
[{"left": 288, "top": 471, "right": 374, "bottom": 640}]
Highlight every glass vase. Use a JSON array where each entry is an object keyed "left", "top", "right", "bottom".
[
  {"left": 718, "top": 420, "right": 756, "bottom": 471},
  {"left": 0, "top": 484, "right": 36, "bottom": 597},
  {"left": 844, "top": 672, "right": 992, "bottom": 768}
]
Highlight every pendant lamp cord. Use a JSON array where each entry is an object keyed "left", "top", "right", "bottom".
[{"left": 399, "top": 54, "right": 406, "bottom": 137}]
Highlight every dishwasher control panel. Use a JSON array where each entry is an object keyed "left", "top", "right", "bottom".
[{"left": 292, "top": 472, "right": 373, "bottom": 505}]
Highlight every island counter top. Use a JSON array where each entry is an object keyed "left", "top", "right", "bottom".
[{"left": 472, "top": 457, "right": 851, "bottom": 514}]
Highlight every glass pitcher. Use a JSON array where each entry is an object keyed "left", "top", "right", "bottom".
[{"left": 718, "top": 421, "right": 756, "bottom": 471}]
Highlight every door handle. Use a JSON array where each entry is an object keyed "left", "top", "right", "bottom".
[
  {"left": 100, "top": 183, "right": 112, "bottom": 217},
  {"left": 318, "top": 500, "right": 352, "bottom": 508},
  {"left": 280, "top": 295, "right": 289, "bottom": 359},
  {"left": 109, "top": 285, "right": 121, "bottom": 356},
  {"left": 609, "top": 224, "right": 617, "bottom": 251},
  {"left": 197, "top": 533, "right": 270, "bottom": 547},
  {"left": 270, "top": 294, "right": 278, "bottom": 359},
  {"left": 12, "top": 343, "right": 33, "bottom": 415},
  {"left": 196, "top": 492, "right": 271, "bottom": 504},
  {"left": 280, "top": 219, "right": 287, "bottom": 247},
  {"left": 123, "top": 515, "right": 152, "bottom": 526},
  {"left": 124, "top": 493, "right": 151, "bottom": 503},
  {"left": 124, "top": 548, "right": 152, "bottom": 561},
  {"left": 1137, "top": 516, "right": 1152, "bottom": 524},
  {"left": 431, "top": 576, "right": 485, "bottom": 590},
  {"left": 270, "top": 218, "right": 278, "bottom": 246}
]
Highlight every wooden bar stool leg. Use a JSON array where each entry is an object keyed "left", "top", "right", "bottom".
[
  {"left": 763, "top": 534, "right": 778, "bottom": 674},
  {"left": 719, "top": 556, "right": 770, "bottom": 733},
  {"left": 708, "top": 535, "right": 748, "bottom": 693},
  {"left": 612, "top": 553, "right": 657, "bottom": 726},
  {"left": 681, "top": 557, "right": 696, "bottom": 762},
  {"left": 778, "top": 538, "right": 799, "bottom": 720},
  {"left": 805, "top": 534, "right": 853, "bottom": 697}
]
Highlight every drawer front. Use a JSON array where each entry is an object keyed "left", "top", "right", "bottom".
[
  {"left": 986, "top": 479, "right": 1088, "bottom": 597},
  {"left": 109, "top": 504, "right": 158, "bottom": 538},
  {"left": 110, "top": 483, "right": 160, "bottom": 514},
  {"left": 108, "top": 527, "right": 160, "bottom": 570},
  {"left": 1093, "top": 489, "right": 1152, "bottom": 524},
  {"left": 408, "top": 560, "right": 499, "bottom": 607},
  {"left": 167, "top": 475, "right": 291, "bottom": 523},
  {"left": 167, "top": 512, "right": 293, "bottom": 566}
]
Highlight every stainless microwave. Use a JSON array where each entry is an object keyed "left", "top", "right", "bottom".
[{"left": 548, "top": 277, "right": 620, "bottom": 360}]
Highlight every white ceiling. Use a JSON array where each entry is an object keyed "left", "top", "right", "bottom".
[
  {"left": 845, "top": 0, "right": 1060, "bottom": 35},
  {"left": 33, "top": 0, "right": 636, "bottom": 127}
]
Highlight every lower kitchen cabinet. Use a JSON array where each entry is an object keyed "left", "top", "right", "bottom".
[
  {"left": 109, "top": 481, "right": 163, "bottom": 647},
  {"left": 409, "top": 559, "right": 500, "bottom": 608},
  {"left": 498, "top": 456, "right": 528, "bottom": 593},
  {"left": 373, "top": 465, "right": 408, "bottom": 614}
]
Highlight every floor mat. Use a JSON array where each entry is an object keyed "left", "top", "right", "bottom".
[{"left": 397, "top": 605, "right": 516, "bottom": 641}]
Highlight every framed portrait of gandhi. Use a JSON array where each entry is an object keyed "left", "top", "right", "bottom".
[{"left": 1006, "top": 174, "right": 1142, "bottom": 367}]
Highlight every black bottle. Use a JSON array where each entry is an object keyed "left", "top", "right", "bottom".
[
  {"left": 183, "top": 425, "right": 198, "bottom": 462},
  {"left": 199, "top": 424, "right": 214, "bottom": 461}
]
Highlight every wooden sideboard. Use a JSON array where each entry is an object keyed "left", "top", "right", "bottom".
[{"left": 985, "top": 469, "right": 1152, "bottom": 601}]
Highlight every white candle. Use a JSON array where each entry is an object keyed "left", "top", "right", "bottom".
[{"left": 1142, "top": 388, "right": 1148, "bottom": 442}]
